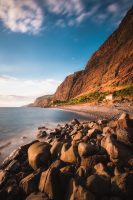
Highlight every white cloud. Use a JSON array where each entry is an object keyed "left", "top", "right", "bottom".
[
  {"left": 108, "top": 3, "right": 119, "bottom": 13},
  {"left": 45, "top": 0, "right": 84, "bottom": 16},
  {"left": 0, "top": 75, "right": 61, "bottom": 106},
  {"left": 0, "top": 0, "right": 43, "bottom": 34},
  {"left": 76, "top": 5, "right": 99, "bottom": 23},
  {"left": 0, "top": 95, "right": 34, "bottom": 107}
]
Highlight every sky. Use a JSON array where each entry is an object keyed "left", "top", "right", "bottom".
[{"left": 0, "top": 0, "right": 132, "bottom": 107}]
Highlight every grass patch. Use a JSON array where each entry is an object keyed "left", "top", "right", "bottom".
[{"left": 53, "top": 85, "right": 133, "bottom": 106}]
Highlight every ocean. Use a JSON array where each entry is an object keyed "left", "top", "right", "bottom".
[{"left": 0, "top": 107, "right": 95, "bottom": 163}]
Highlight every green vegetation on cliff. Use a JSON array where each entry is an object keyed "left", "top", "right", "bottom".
[{"left": 53, "top": 85, "right": 133, "bottom": 106}]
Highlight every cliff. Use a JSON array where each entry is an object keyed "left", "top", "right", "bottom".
[
  {"left": 54, "top": 7, "right": 133, "bottom": 101},
  {"left": 31, "top": 95, "right": 53, "bottom": 108}
]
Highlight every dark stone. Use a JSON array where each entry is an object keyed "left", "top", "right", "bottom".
[{"left": 86, "top": 174, "right": 111, "bottom": 196}]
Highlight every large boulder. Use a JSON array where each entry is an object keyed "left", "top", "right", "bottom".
[
  {"left": 111, "top": 171, "right": 133, "bottom": 198},
  {"left": 19, "top": 170, "right": 41, "bottom": 194},
  {"left": 28, "top": 142, "right": 51, "bottom": 170},
  {"left": 86, "top": 174, "right": 111, "bottom": 196},
  {"left": 117, "top": 113, "right": 133, "bottom": 129},
  {"left": 50, "top": 141, "right": 63, "bottom": 160},
  {"left": 94, "top": 163, "right": 109, "bottom": 177},
  {"left": 26, "top": 192, "right": 50, "bottom": 200},
  {"left": 116, "top": 128, "right": 133, "bottom": 146},
  {"left": 73, "top": 131, "right": 83, "bottom": 141},
  {"left": 39, "top": 167, "right": 62, "bottom": 200},
  {"left": 66, "top": 178, "right": 95, "bottom": 200},
  {"left": 60, "top": 143, "right": 79, "bottom": 164},
  {"left": 81, "top": 155, "right": 108, "bottom": 169},
  {"left": 101, "top": 135, "right": 131, "bottom": 163},
  {"left": 78, "top": 142, "right": 97, "bottom": 158}
]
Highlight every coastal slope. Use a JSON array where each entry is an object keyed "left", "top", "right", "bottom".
[
  {"left": 31, "top": 95, "right": 53, "bottom": 108},
  {"left": 54, "top": 7, "right": 133, "bottom": 101}
]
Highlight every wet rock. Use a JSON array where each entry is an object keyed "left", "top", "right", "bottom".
[
  {"left": 66, "top": 178, "right": 95, "bottom": 200},
  {"left": 26, "top": 192, "right": 50, "bottom": 200},
  {"left": 86, "top": 174, "right": 111, "bottom": 196},
  {"left": 60, "top": 143, "right": 79, "bottom": 164},
  {"left": 78, "top": 142, "right": 97, "bottom": 158},
  {"left": 111, "top": 171, "right": 133, "bottom": 197},
  {"left": 71, "top": 119, "right": 80, "bottom": 126},
  {"left": 39, "top": 167, "right": 62, "bottom": 200},
  {"left": 28, "top": 142, "right": 51, "bottom": 170},
  {"left": 20, "top": 170, "right": 41, "bottom": 194},
  {"left": 37, "top": 130, "right": 47, "bottom": 139}
]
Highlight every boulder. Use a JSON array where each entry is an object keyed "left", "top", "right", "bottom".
[
  {"left": 73, "top": 131, "right": 83, "bottom": 141},
  {"left": 39, "top": 167, "right": 62, "bottom": 200},
  {"left": 116, "top": 128, "right": 133, "bottom": 146},
  {"left": 101, "top": 135, "right": 131, "bottom": 163},
  {"left": 81, "top": 155, "right": 108, "bottom": 169},
  {"left": 111, "top": 171, "right": 133, "bottom": 197},
  {"left": 78, "top": 142, "right": 96, "bottom": 158},
  {"left": 103, "top": 127, "right": 115, "bottom": 136},
  {"left": 50, "top": 141, "right": 63, "bottom": 159},
  {"left": 66, "top": 178, "right": 95, "bottom": 200},
  {"left": 26, "top": 192, "right": 50, "bottom": 200},
  {"left": 76, "top": 166, "right": 90, "bottom": 178},
  {"left": 4, "top": 178, "right": 20, "bottom": 197},
  {"left": 71, "top": 119, "right": 80, "bottom": 126},
  {"left": 0, "top": 170, "right": 9, "bottom": 187},
  {"left": 60, "top": 143, "right": 79, "bottom": 164},
  {"left": 5, "top": 159, "right": 20, "bottom": 173},
  {"left": 94, "top": 163, "right": 109, "bottom": 177},
  {"left": 87, "top": 128, "right": 101, "bottom": 139},
  {"left": 117, "top": 113, "right": 133, "bottom": 129},
  {"left": 60, "top": 165, "right": 74, "bottom": 194},
  {"left": 28, "top": 142, "right": 51, "bottom": 170},
  {"left": 86, "top": 174, "right": 111, "bottom": 196},
  {"left": 20, "top": 170, "right": 41, "bottom": 194}
]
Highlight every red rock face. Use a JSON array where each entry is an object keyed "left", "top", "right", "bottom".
[
  {"left": 54, "top": 7, "right": 133, "bottom": 101},
  {"left": 32, "top": 95, "right": 53, "bottom": 107}
]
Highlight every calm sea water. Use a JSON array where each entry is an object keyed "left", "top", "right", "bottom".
[{"left": 0, "top": 107, "right": 95, "bottom": 163}]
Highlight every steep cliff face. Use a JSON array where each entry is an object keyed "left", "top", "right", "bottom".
[
  {"left": 32, "top": 95, "right": 53, "bottom": 107},
  {"left": 54, "top": 7, "right": 133, "bottom": 101}
]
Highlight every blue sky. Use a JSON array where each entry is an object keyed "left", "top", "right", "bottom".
[{"left": 0, "top": 0, "right": 132, "bottom": 106}]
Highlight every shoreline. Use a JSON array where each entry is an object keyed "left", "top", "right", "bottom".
[
  {"left": 0, "top": 112, "right": 133, "bottom": 200},
  {"left": 57, "top": 103, "right": 133, "bottom": 119}
]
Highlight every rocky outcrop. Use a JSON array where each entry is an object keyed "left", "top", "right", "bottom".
[
  {"left": 31, "top": 95, "right": 53, "bottom": 108},
  {"left": 0, "top": 112, "right": 133, "bottom": 200},
  {"left": 54, "top": 7, "right": 133, "bottom": 101}
]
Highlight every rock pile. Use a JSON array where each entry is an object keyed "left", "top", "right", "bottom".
[{"left": 0, "top": 113, "right": 133, "bottom": 200}]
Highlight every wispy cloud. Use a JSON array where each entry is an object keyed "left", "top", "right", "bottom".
[
  {"left": 44, "top": 0, "right": 84, "bottom": 16},
  {"left": 0, "top": 75, "right": 61, "bottom": 106},
  {"left": 0, "top": 0, "right": 43, "bottom": 34},
  {"left": 0, "top": 0, "right": 132, "bottom": 32},
  {"left": 76, "top": 5, "right": 99, "bottom": 23}
]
